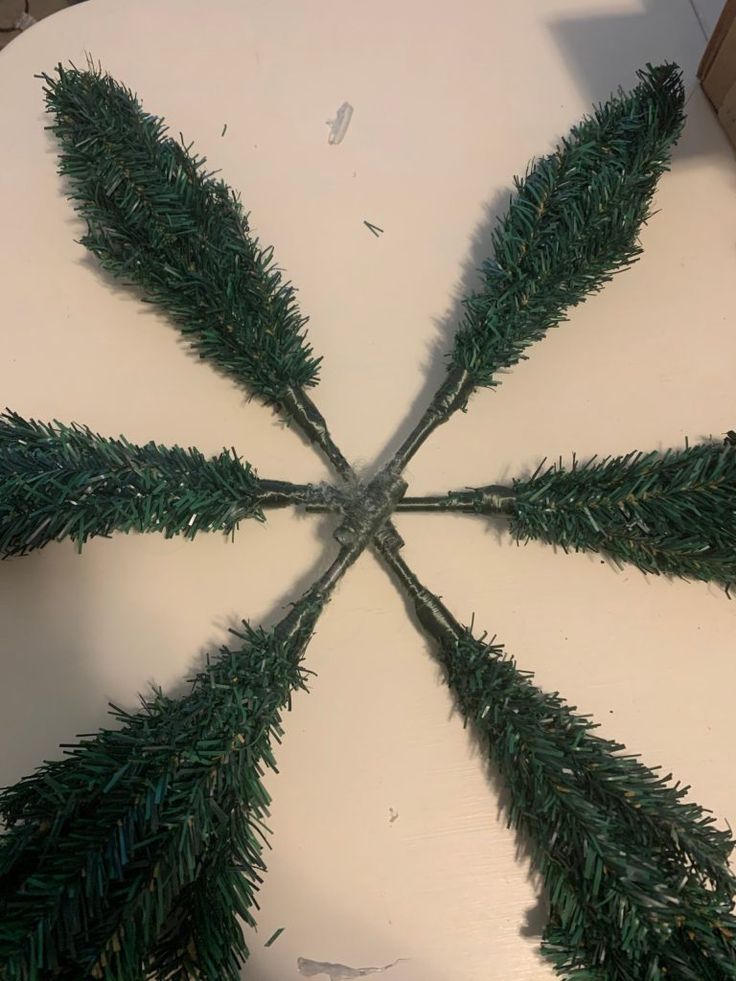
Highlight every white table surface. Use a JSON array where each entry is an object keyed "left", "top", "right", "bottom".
[{"left": 1, "top": 2, "right": 734, "bottom": 978}]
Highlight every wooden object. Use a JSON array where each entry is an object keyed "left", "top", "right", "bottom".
[{"left": 699, "top": 0, "right": 736, "bottom": 145}]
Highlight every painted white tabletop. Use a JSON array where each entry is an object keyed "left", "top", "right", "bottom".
[{"left": 0, "top": 2, "right": 734, "bottom": 978}]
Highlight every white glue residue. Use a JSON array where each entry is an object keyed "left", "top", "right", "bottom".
[
  {"left": 298, "top": 956, "right": 406, "bottom": 979},
  {"left": 326, "top": 102, "right": 354, "bottom": 145}
]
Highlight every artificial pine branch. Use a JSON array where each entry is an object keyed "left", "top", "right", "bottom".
[
  {"left": 394, "top": 438, "right": 736, "bottom": 587},
  {"left": 0, "top": 411, "right": 328, "bottom": 557},
  {"left": 377, "top": 543, "right": 736, "bottom": 979},
  {"left": 367, "top": 63, "right": 686, "bottom": 488},
  {"left": 0, "top": 582, "right": 326, "bottom": 980},
  {"left": 42, "top": 61, "right": 355, "bottom": 481},
  {"left": 40, "top": 65, "right": 320, "bottom": 406},
  {"left": 452, "top": 63, "right": 686, "bottom": 389}
]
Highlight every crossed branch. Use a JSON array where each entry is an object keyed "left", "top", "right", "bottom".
[{"left": 2, "top": 61, "right": 736, "bottom": 981}]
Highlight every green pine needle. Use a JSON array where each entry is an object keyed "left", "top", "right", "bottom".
[
  {"left": 0, "top": 411, "right": 314, "bottom": 556},
  {"left": 452, "top": 63, "right": 685, "bottom": 388},
  {"left": 0, "top": 604, "right": 322, "bottom": 980},
  {"left": 40, "top": 63, "right": 320, "bottom": 404},
  {"left": 512, "top": 439, "right": 736, "bottom": 588}
]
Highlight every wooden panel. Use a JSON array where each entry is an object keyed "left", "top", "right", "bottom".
[
  {"left": 699, "top": 0, "right": 736, "bottom": 80},
  {"left": 717, "top": 76, "right": 736, "bottom": 141}
]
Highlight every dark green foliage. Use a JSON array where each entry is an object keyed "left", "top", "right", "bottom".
[
  {"left": 41, "top": 64, "right": 320, "bottom": 404},
  {"left": 396, "top": 438, "right": 736, "bottom": 588},
  {"left": 440, "top": 629, "right": 736, "bottom": 978},
  {"left": 0, "top": 603, "right": 321, "bottom": 980},
  {"left": 148, "top": 835, "right": 252, "bottom": 980},
  {"left": 452, "top": 64, "right": 685, "bottom": 388},
  {"left": 0, "top": 411, "right": 302, "bottom": 557},
  {"left": 512, "top": 440, "right": 736, "bottom": 587}
]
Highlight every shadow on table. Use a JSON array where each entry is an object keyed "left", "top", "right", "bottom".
[
  {"left": 371, "top": 186, "right": 512, "bottom": 473},
  {"left": 546, "top": 0, "right": 709, "bottom": 163},
  {"left": 0, "top": 548, "right": 100, "bottom": 786}
]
